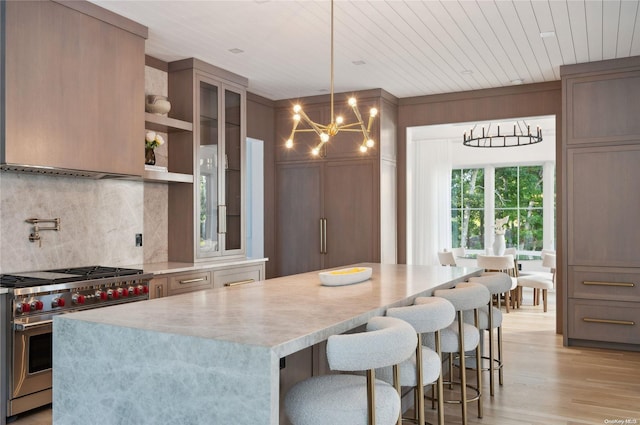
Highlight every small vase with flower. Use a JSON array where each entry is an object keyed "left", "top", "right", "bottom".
[
  {"left": 493, "top": 216, "right": 509, "bottom": 255},
  {"left": 145, "top": 131, "right": 165, "bottom": 166}
]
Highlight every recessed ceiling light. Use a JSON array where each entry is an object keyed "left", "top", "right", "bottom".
[
  {"left": 540, "top": 31, "right": 555, "bottom": 38},
  {"left": 511, "top": 78, "right": 524, "bottom": 85},
  {"left": 352, "top": 60, "right": 366, "bottom": 66},
  {"left": 228, "top": 48, "right": 244, "bottom": 54},
  {"left": 461, "top": 69, "right": 473, "bottom": 75}
]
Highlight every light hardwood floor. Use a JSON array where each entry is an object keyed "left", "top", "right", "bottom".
[{"left": 10, "top": 289, "right": 640, "bottom": 425}]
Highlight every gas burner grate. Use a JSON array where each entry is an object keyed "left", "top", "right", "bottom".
[
  {"left": 0, "top": 274, "right": 49, "bottom": 288},
  {"left": 47, "top": 266, "right": 143, "bottom": 279}
]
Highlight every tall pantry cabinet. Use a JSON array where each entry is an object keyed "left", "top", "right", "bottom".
[
  {"left": 275, "top": 90, "right": 398, "bottom": 277},
  {"left": 562, "top": 56, "right": 640, "bottom": 350}
]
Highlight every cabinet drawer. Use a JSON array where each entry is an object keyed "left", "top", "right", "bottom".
[
  {"left": 568, "top": 266, "right": 640, "bottom": 302},
  {"left": 213, "top": 265, "right": 263, "bottom": 288},
  {"left": 568, "top": 299, "right": 640, "bottom": 344},
  {"left": 168, "top": 271, "right": 213, "bottom": 295}
]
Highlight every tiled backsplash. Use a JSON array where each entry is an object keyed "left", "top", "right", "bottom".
[{"left": 0, "top": 172, "right": 146, "bottom": 273}]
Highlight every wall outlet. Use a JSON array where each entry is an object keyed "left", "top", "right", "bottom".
[{"left": 135, "top": 233, "right": 143, "bottom": 247}]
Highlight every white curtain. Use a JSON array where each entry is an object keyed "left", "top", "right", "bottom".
[{"left": 408, "top": 139, "right": 452, "bottom": 265}]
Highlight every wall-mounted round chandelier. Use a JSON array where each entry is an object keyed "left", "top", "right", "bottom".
[{"left": 463, "top": 121, "right": 542, "bottom": 148}]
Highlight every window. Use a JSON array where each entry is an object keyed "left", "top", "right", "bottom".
[
  {"left": 495, "top": 166, "right": 543, "bottom": 251},
  {"left": 451, "top": 168, "right": 485, "bottom": 249}
]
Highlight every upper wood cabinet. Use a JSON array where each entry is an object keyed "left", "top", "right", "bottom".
[
  {"left": 563, "top": 59, "right": 640, "bottom": 147},
  {"left": 2, "top": 0, "right": 147, "bottom": 176},
  {"left": 166, "top": 59, "right": 248, "bottom": 262}
]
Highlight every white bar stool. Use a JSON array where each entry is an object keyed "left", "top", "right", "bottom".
[
  {"left": 467, "top": 272, "right": 513, "bottom": 396},
  {"left": 426, "top": 282, "right": 491, "bottom": 425},
  {"left": 379, "top": 297, "right": 455, "bottom": 425},
  {"left": 284, "top": 316, "right": 417, "bottom": 425}
]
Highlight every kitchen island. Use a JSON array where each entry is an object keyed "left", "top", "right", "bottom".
[{"left": 53, "top": 263, "right": 481, "bottom": 425}]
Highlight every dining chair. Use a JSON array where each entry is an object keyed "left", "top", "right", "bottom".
[
  {"left": 517, "top": 253, "right": 556, "bottom": 312},
  {"left": 437, "top": 251, "right": 457, "bottom": 266}
]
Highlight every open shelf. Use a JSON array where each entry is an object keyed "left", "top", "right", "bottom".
[
  {"left": 143, "top": 169, "right": 193, "bottom": 183},
  {"left": 145, "top": 113, "right": 193, "bottom": 133}
]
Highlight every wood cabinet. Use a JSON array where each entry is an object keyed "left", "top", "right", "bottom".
[
  {"left": 149, "top": 262, "right": 266, "bottom": 297},
  {"left": 274, "top": 90, "right": 397, "bottom": 277},
  {"left": 165, "top": 58, "right": 248, "bottom": 262},
  {"left": 2, "top": 0, "right": 147, "bottom": 176},
  {"left": 562, "top": 57, "right": 640, "bottom": 350},
  {"left": 276, "top": 160, "right": 378, "bottom": 276},
  {"left": 212, "top": 263, "right": 264, "bottom": 287},
  {"left": 167, "top": 270, "right": 213, "bottom": 296},
  {"left": 148, "top": 277, "right": 168, "bottom": 299}
]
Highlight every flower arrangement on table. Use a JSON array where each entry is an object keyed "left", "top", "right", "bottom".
[
  {"left": 144, "top": 131, "right": 165, "bottom": 165},
  {"left": 494, "top": 216, "right": 509, "bottom": 235}
]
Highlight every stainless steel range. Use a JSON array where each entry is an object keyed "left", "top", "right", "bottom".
[{"left": 0, "top": 266, "right": 152, "bottom": 421}]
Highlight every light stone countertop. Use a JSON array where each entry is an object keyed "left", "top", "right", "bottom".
[
  {"left": 58, "top": 262, "right": 480, "bottom": 358},
  {"left": 126, "top": 257, "right": 268, "bottom": 275},
  {"left": 0, "top": 288, "right": 8, "bottom": 294}
]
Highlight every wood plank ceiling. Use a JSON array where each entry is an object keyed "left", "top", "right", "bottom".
[{"left": 92, "top": 0, "right": 640, "bottom": 101}]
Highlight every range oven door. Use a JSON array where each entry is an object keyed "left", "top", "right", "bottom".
[{"left": 11, "top": 319, "right": 52, "bottom": 410}]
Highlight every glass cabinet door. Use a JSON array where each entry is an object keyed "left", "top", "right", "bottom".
[
  {"left": 223, "top": 87, "right": 243, "bottom": 253},
  {"left": 197, "top": 78, "right": 221, "bottom": 258}
]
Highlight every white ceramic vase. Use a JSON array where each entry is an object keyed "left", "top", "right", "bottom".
[{"left": 493, "top": 234, "right": 505, "bottom": 256}]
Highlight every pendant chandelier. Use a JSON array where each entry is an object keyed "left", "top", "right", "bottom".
[
  {"left": 463, "top": 120, "right": 542, "bottom": 148},
  {"left": 284, "top": 0, "right": 378, "bottom": 157}
]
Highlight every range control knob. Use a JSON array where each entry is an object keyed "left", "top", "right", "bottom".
[
  {"left": 121, "top": 288, "right": 129, "bottom": 297},
  {"left": 142, "top": 285, "right": 149, "bottom": 294},
  {"left": 96, "top": 290, "right": 107, "bottom": 301},
  {"left": 133, "top": 286, "right": 142, "bottom": 295},
  {"left": 107, "top": 289, "right": 119, "bottom": 299},
  {"left": 52, "top": 297, "right": 65, "bottom": 308},
  {"left": 32, "top": 300, "right": 44, "bottom": 311},
  {"left": 17, "top": 302, "right": 31, "bottom": 313},
  {"left": 128, "top": 286, "right": 135, "bottom": 296},
  {"left": 72, "top": 294, "right": 86, "bottom": 304}
]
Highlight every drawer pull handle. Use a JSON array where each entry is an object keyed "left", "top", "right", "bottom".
[
  {"left": 224, "top": 279, "right": 255, "bottom": 287},
  {"left": 582, "top": 281, "right": 635, "bottom": 287},
  {"left": 179, "top": 277, "right": 206, "bottom": 285},
  {"left": 583, "top": 318, "right": 635, "bottom": 326}
]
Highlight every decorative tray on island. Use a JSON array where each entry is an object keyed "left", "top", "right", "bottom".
[{"left": 319, "top": 267, "right": 373, "bottom": 287}]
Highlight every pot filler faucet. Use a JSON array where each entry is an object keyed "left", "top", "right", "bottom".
[{"left": 25, "top": 218, "right": 60, "bottom": 247}]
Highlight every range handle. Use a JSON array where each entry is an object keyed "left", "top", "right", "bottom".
[{"left": 14, "top": 319, "right": 53, "bottom": 331}]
